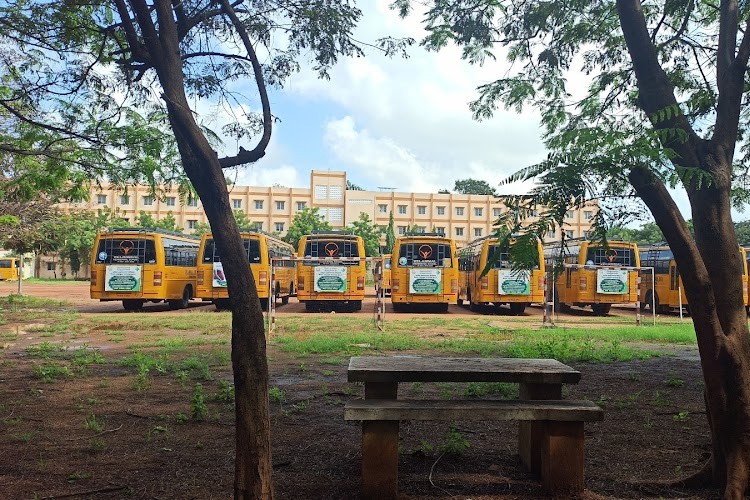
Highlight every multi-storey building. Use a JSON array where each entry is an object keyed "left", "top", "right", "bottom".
[{"left": 46, "top": 170, "right": 596, "bottom": 278}]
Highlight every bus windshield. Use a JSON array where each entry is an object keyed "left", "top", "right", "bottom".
[
  {"left": 398, "top": 243, "right": 452, "bottom": 267},
  {"left": 95, "top": 238, "right": 157, "bottom": 265},
  {"left": 0, "top": 260, "right": 12, "bottom": 268},
  {"left": 487, "top": 245, "right": 540, "bottom": 270},
  {"left": 585, "top": 247, "right": 637, "bottom": 266},
  {"left": 304, "top": 240, "right": 360, "bottom": 258},
  {"left": 202, "top": 239, "right": 262, "bottom": 263}
]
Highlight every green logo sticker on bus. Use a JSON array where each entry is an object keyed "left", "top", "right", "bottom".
[
  {"left": 498, "top": 270, "right": 530, "bottom": 295},
  {"left": 314, "top": 266, "right": 347, "bottom": 293},
  {"left": 409, "top": 269, "right": 442, "bottom": 294},
  {"left": 596, "top": 269, "right": 628, "bottom": 294},
  {"left": 213, "top": 262, "right": 227, "bottom": 288},
  {"left": 105, "top": 265, "right": 142, "bottom": 292}
]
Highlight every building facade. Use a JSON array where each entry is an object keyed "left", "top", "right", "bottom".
[{"left": 46, "top": 170, "right": 596, "bottom": 278}]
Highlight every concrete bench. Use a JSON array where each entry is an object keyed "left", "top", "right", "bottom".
[{"left": 344, "top": 398, "right": 603, "bottom": 498}]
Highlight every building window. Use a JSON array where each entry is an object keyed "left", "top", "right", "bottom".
[
  {"left": 456, "top": 207, "right": 465, "bottom": 216},
  {"left": 492, "top": 208, "right": 501, "bottom": 217},
  {"left": 584, "top": 210, "right": 593, "bottom": 220},
  {"left": 565, "top": 210, "right": 574, "bottom": 219},
  {"left": 437, "top": 206, "right": 445, "bottom": 215},
  {"left": 166, "top": 197, "right": 176, "bottom": 207},
  {"left": 547, "top": 231, "right": 556, "bottom": 239},
  {"left": 474, "top": 228, "right": 483, "bottom": 237},
  {"left": 275, "top": 222, "right": 285, "bottom": 232},
  {"left": 296, "top": 201, "right": 307, "bottom": 211},
  {"left": 436, "top": 227, "right": 445, "bottom": 235},
  {"left": 46, "top": 262, "right": 56, "bottom": 271},
  {"left": 455, "top": 227, "right": 464, "bottom": 236},
  {"left": 474, "top": 207, "right": 483, "bottom": 217},
  {"left": 97, "top": 194, "right": 107, "bottom": 205},
  {"left": 253, "top": 222, "right": 263, "bottom": 231},
  {"left": 397, "top": 225, "right": 407, "bottom": 235},
  {"left": 254, "top": 200, "right": 263, "bottom": 210},
  {"left": 584, "top": 230, "right": 592, "bottom": 239},
  {"left": 119, "top": 195, "right": 129, "bottom": 205},
  {"left": 398, "top": 205, "right": 407, "bottom": 215},
  {"left": 232, "top": 199, "right": 242, "bottom": 209},
  {"left": 379, "top": 204, "right": 388, "bottom": 213},
  {"left": 416, "top": 226, "right": 426, "bottom": 233},
  {"left": 276, "top": 201, "right": 285, "bottom": 210},
  {"left": 565, "top": 230, "right": 574, "bottom": 238},
  {"left": 188, "top": 220, "right": 197, "bottom": 229},
  {"left": 531, "top": 209, "right": 539, "bottom": 217},
  {"left": 417, "top": 205, "right": 426, "bottom": 215},
  {"left": 187, "top": 196, "right": 198, "bottom": 207},
  {"left": 143, "top": 196, "right": 154, "bottom": 206}
]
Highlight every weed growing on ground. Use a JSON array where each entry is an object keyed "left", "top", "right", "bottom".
[
  {"left": 269, "top": 387, "right": 285, "bottom": 403},
  {"left": 665, "top": 373, "right": 684, "bottom": 387},
  {"left": 84, "top": 414, "right": 103, "bottom": 433},
  {"left": 215, "top": 380, "right": 234, "bottom": 404},
  {"left": 33, "top": 362, "right": 72, "bottom": 382},
  {"left": 12, "top": 432, "right": 34, "bottom": 443},
  {"left": 440, "top": 426, "right": 470, "bottom": 454},
  {"left": 463, "top": 382, "right": 517, "bottom": 399},
  {"left": 192, "top": 383, "right": 208, "bottom": 420}
]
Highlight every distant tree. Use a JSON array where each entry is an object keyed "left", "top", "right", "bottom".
[
  {"left": 438, "top": 189, "right": 451, "bottom": 194},
  {"left": 192, "top": 222, "right": 212, "bottom": 237},
  {"left": 283, "top": 208, "right": 332, "bottom": 249},
  {"left": 454, "top": 178, "right": 497, "bottom": 196},
  {"left": 385, "top": 211, "right": 396, "bottom": 254},
  {"left": 735, "top": 221, "right": 750, "bottom": 245},
  {"left": 135, "top": 211, "right": 183, "bottom": 233},
  {"left": 0, "top": 199, "right": 62, "bottom": 255},
  {"left": 233, "top": 210, "right": 253, "bottom": 230},
  {"left": 58, "top": 210, "right": 129, "bottom": 276},
  {"left": 348, "top": 212, "right": 382, "bottom": 256},
  {"left": 346, "top": 180, "right": 363, "bottom": 191}
]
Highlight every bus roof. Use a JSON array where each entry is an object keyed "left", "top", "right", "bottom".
[{"left": 99, "top": 228, "right": 200, "bottom": 240}]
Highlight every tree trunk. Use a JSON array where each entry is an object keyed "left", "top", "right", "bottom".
[
  {"left": 630, "top": 158, "right": 750, "bottom": 499},
  {"left": 137, "top": 1, "right": 274, "bottom": 496}
]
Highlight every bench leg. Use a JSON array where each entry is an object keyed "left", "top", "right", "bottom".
[
  {"left": 518, "top": 383, "right": 562, "bottom": 474},
  {"left": 361, "top": 420, "right": 399, "bottom": 500},
  {"left": 541, "top": 421, "right": 585, "bottom": 494}
]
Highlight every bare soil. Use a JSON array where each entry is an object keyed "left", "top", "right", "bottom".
[{"left": 0, "top": 281, "right": 720, "bottom": 499}]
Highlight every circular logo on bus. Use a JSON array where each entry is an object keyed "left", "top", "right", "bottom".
[
  {"left": 120, "top": 240, "right": 135, "bottom": 255},
  {"left": 418, "top": 245, "right": 433, "bottom": 259},
  {"left": 324, "top": 242, "right": 339, "bottom": 257},
  {"left": 606, "top": 249, "right": 618, "bottom": 263},
  {"left": 399, "top": 257, "right": 407, "bottom": 266},
  {"left": 98, "top": 252, "right": 108, "bottom": 261}
]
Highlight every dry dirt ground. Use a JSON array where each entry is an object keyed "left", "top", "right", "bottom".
[{"left": 0, "top": 281, "right": 720, "bottom": 499}]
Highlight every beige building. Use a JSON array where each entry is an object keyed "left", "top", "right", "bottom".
[
  {"left": 47, "top": 170, "right": 596, "bottom": 278},
  {"left": 62, "top": 170, "right": 596, "bottom": 243}
]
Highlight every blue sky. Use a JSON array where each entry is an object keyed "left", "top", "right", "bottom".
[{"left": 215, "top": 1, "right": 715, "bottom": 223}]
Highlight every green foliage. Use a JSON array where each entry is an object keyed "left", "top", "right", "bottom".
[
  {"left": 348, "top": 212, "right": 383, "bottom": 256},
  {"left": 385, "top": 211, "right": 396, "bottom": 254},
  {"left": 453, "top": 178, "right": 497, "bottom": 196},
  {"left": 440, "top": 426, "right": 470, "bottom": 454},
  {"left": 136, "top": 211, "right": 182, "bottom": 233},
  {"left": 191, "top": 383, "right": 208, "bottom": 421},
  {"left": 283, "top": 207, "right": 332, "bottom": 249},
  {"left": 346, "top": 180, "right": 363, "bottom": 190}
]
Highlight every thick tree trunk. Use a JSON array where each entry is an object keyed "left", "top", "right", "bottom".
[
  {"left": 134, "top": 1, "right": 274, "bottom": 496},
  {"left": 630, "top": 160, "right": 750, "bottom": 499}
]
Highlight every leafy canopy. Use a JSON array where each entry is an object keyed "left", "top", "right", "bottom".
[
  {"left": 348, "top": 212, "right": 383, "bottom": 256},
  {"left": 283, "top": 207, "right": 332, "bottom": 249}
]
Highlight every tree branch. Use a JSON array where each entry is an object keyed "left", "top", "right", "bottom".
[{"left": 217, "top": 0, "right": 272, "bottom": 168}]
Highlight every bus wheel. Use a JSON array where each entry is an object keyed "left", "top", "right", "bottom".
[
  {"left": 642, "top": 291, "right": 659, "bottom": 313},
  {"left": 509, "top": 303, "right": 526, "bottom": 315},
  {"left": 352, "top": 300, "right": 362, "bottom": 312},
  {"left": 392, "top": 302, "right": 405, "bottom": 313},
  {"left": 437, "top": 303, "right": 449, "bottom": 313},
  {"left": 304, "top": 302, "right": 318, "bottom": 313},
  {"left": 123, "top": 299, "right": 144, "bottom": 311},
  {"left": 457, "top": 297, "right": 464, "bottom": 306},
  {"left": 214, "top": 299, "right": 231, "bottom": 312},
  {"left": 592, "top": 303, "right": 611, "bottom": 316},
  {"left": 169, "top": 287, "right": 191, "bottom": 310},
  {"left": 259, "top": 298, "right": 269, "bottom": 311}
]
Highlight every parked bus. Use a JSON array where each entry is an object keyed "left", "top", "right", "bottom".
[
  {"left": 544, "top": 238, "right": 640, "bottom": 315},
  {"left": 390, "top": 233, "right": 458, "bottom": 312},
  {"left": 458, "top": 236, "right": 545, "bottom": 315},
  {"left": 196, "top": 231, "right": 296, "bottom": 311},
  {"left": 297, "top": 231, "right": 366, "bottom": 312},
  {"left": 0, "top": 257, "right": 21, "bottom": 281},
  {"left": 90, "top": 228, "right": 199, "bottom": 311},
  {"left": 642, "top": 244, "right": 748, "bottom": 313}
]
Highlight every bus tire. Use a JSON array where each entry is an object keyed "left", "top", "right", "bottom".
[
  {"left": 169, "top": 287, "right": 191, "bottom": 310},
  {"left": 642, "top": 291, "right": 660, "bottom": 313},
  {"left": 509, "top": 303, "right": 527, "bottom": 315},
  {"left": 592, "top": 303, "right": 611, "bottom": 316},
  {"left": 259, "top": 298, "right": 269, "bottom": 311},
  {"left": 457, "top": 297, "right": 464, "bottom": 306},
  {"left": 123, "top": 299, "right": 144, "bottom": 311},
  {"left": 392, "top": 302, "right": 405, "bottom": 313},
  {"left": 304, "top": 302, "right": 318, "bottom": 313},
  {"left": 281, "top": 294, "right": 289, "bottom": 305},
  {"left": 214, "top": 299, "right": 230, "bottom": 312},
  {"left": 437, "top": 303, "right": 449, "bottom": 313}
]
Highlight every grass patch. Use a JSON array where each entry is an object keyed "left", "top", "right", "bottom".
[{"left": 33, "top": 362, "right": 73, "bottom": 382}]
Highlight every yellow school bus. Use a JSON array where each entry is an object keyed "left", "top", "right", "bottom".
[
  {"left": 0, "top": 257, "right": 21, "bottom": 281},
  {"left": 391, "top": 233, "right": 458, "bottom": 312},
  {"left": 642, "top": 245, "right": 748, "bottom": 313},
  {"left": 196, "top": 231, "right": 296, "bottom": 311},
  {"left": 458, "top": 236, "right": 545, "bottom": 315},
  {"left": 297, "top": 231, "right": 366, "bottom": 312},
  {"left": 90, "top": 228, "right": 199, "bottom": 311},
  {"left": 544, "top": 239, "right": 640, "bottom": 315}
]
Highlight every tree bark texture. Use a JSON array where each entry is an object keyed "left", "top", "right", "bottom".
[
  {"left": 122, "top": 0, "right": 274, "bottom": 497},
  {"left": 618, "top": 1, "right": 750, "bottom": 497}
]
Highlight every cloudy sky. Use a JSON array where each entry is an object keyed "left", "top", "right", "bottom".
[
  {"left": 227, "top": 2, "right": 544, "bottom": 195},
  {"left": 216, "top": 1, "right": 709, "bottom": 222}
]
